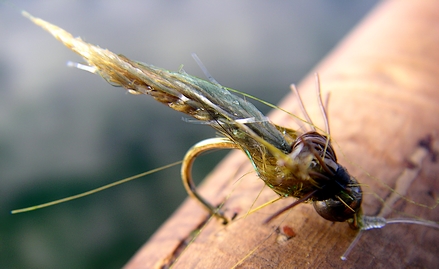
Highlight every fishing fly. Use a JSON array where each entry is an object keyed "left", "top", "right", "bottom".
[{"left": 14, "top": 11, "right": 439, "bottom": 264}]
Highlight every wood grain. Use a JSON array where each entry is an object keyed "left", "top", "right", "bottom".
[{"left": 125, "top": 1, "right": 439, "bottom": 268}]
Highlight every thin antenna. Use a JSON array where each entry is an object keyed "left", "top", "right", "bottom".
[
  {"left": 290, "top": 84, "right": 315, "bottom": 131},
  {"left": 341, "top": 216, "right": 439, "bottom": 260},
  {"left": 315, "top": 74, "right": 330, "bottom": 135},
  {"left": 341, "top": 231, "right": 364, "bottom": 260}
]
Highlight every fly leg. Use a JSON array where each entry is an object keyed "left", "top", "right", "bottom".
[{"left": 182, "top": 137, "right": 240, "bottom": 224}]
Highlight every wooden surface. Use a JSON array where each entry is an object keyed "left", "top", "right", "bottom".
[{"left": 125, "top": 1, "right": 439, "bottom": 268}]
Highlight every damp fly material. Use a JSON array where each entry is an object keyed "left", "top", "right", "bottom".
[
  {"left": 20, "top": 11, "right": 365, "bottom": 225},
  {"left": 18, "top": 11, "right": 439, "bottom": 262}
]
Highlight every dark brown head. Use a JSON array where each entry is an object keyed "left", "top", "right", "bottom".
[
  {"left": 312, "top": 165, "right": 363, "bottom": 224},
  {"left": 295, "top": 132, "right": 363, "bottom": 226}
]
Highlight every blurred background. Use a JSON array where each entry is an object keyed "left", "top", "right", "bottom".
[{"left": 0, "top": 1, "right": 379, "bottom": 268}]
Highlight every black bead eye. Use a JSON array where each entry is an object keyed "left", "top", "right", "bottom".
[{"left": 313, "top": 179, "right": 362, "bottom": 223}]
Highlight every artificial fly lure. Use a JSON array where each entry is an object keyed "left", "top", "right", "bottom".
[{"left": 14, "top": 11, "right": 439, "bottom": 262}]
